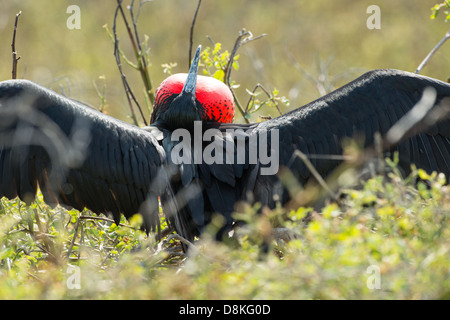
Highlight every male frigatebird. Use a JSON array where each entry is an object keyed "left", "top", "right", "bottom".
[{"left": 1, "top": 46, "right": 449, "bottom": 244}]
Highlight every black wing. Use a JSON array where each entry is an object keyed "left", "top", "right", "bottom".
[
  {"left": 0, "top": 80, "right": 170, "bottom": 232},
  {"left": 181, "top": 69, "right": 450, "bottom": 239},
  {"left": 224, "top": 69, "right": 450, "bottom": 210}
]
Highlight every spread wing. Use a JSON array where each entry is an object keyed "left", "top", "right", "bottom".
[
  {"left": 227, "top": 69, "right": 450, "bottom": 210},
  {"left": 0, "top": 79, "right": 170, "bottom": 233},
  {"left": 186, "top": 69, "right": 450, "bottom": 238}
]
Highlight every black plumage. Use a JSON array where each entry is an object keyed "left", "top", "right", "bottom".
[{"left": 1, "top": 69, "right": 449, "bottom": 246}]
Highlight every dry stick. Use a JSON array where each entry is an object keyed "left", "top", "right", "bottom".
[
  {"left": 415, "top": 29, "right": 450, "bottom": 74},
  {"left": 245, "top": 83, "right": 283, "bottom": 116},
  {"left": 225, "top": 29, "right": 267, "bottom": 87},
  {"left": 33, "top": 209, "right": 53, "bottom": 256},
  {"left": 79, "top": 215, "right": 136, "bottom": 230},
  {"left": 384, "top": 87, "right": 437, "bottom": 147},
  {"left": 156, "top": 225, "right": 175, "bottom": 240},
  {"left": 113, "top": 3, "right": 139, "bottom": 126},
  {"left": 293, "top": 149, "right": 339, "bottom": 202},
  {"left": 129, "top": 0, "right": 144, "bottom": 60},
  {"left": 113, "top": 0, "right": 148, "bottom": 126},
  {"left": 117, "top": 0, "right": 150, "bottom": 123},
  {"left": 11, "top": 11, "right": 22, "bottom": 80},
  {"left": 167, "top": 234, "right": 200, "bottom": 253},
  {"left": 66, "top": 214, "right": 82, "bottom": 259},
  {"left": 205, "top": 33, "right": 248, "bottom": 122},
  {"left": 117, "top": 1, "right": 140, "bottom": 68},
  {"left": 129, "top": 0, "right": 155, "bottom": 107},
  {"left": 189, "top": 0, "right": 202, "bottom": 68},
  {"left": 224, "top": 29, "right": 267, "bottom": 123}
]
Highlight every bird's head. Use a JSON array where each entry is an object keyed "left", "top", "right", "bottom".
[{"left": 150, "top": 45, "right": 235, "bottom": 130}]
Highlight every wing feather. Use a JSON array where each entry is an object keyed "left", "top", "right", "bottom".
[{"left": 0, "top": 79, "right": 169, "bottom": 232}]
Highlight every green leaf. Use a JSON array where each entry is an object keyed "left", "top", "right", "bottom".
[{"left": 213, "top": 69, "right": 225, "bottom": 82}]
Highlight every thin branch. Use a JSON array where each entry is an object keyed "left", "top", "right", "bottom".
[
  {"left": 79, "top": 215, "right": 137, "bottom": 230},
  {"left": 11, "top": 11, "right": 22, "bottom": 80},
  {"left": 167, "top": 234, "right": 199, "bottom": 253},
  {"left": 415, "top": 29, "right": 450, "bottom": 74},
  {"left": 156, "top": 225, "right": 175, "bottom": 240},
  {"left": 224, "top": 29, "right": 267, "bottom": 87},
  {"left": 224, "top": 29, "right": 267, "bottom": 123},
  {"left": 231, "top": 90, "right": 249, "bottom": 123},
  {"left": 66, "top": 213, "right": 82, "bottom": 259},
  {"left": 245, "top": 83, "right": 283, "bottom": 116},
  {"left": 206, "top": 35, "right": 216, "bottom": 47},
  {"left": 113, "top": 0, "right": 149, "bottom": 126},
  {"left": 129, "top": 0, "right": 155, "bottom": 106},
  {"left": 294, "top": 150, "right": 339, "bottom": 202},
  {"left": 129, "top": 0, "right": 144, "bottom": 65},
  {"left": 189, "top": 0, "right": 202, "bottom": 68},
  {"left": 113, "top": 2, "right": 139, "bottom": 125},
  {"left": 117, "top": 1, "right": 140, "bottom": 63}
]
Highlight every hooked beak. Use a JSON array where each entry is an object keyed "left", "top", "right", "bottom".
[{"left": 182, "top": 45, "right": 201, "bottom": 95}]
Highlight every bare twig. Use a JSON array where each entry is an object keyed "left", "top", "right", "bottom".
[
  {"left": 206, "top": 35, "right": 216, "bottom": 47},
  {"left": 93, "top": 76, "right": 107, "bottom": 113},
  {"left": 294, "top": 150, "right": 339, "bottom": 202},
  {"left": 224, "top": 29, "right": 267, "bottom": 123},
  {"left": 415, "top": 29, "right": 450, "bottom": 74},
  {"left": 245, "top": 83, "right": 283, "bottom": 116},
  {"left": 224, "top": 29, "right": 267, "bottom": 87},
  {"left": 112, "top": 0, "right": 151, "bottom": 126},
  {"left": 156, "top": 225, "right": 175, "bottom": 240},
  {"left": 113, "top": 2, "right": 140, "bottom": 125},
  {"left": 129, "top": 0, "right": 144, "bottom": 61},
  {"left": 67, "top": 213, "right": 82, "bottom": 259},
  {"left": 79, "top": 215, "right": 135, "bottom": 229},
  {"left": 167, "top": 234, "right": 199, "bottom": 253},
  {"left": 129, "top": 0, "right": 155, "bottom": 106},
  {"left": 11, "top": 11, "right": 22, "bottom": 80},
  {"left": 189, "top": 0, "right": 202, "bottom": 68}
]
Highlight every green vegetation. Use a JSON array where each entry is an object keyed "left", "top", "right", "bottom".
[
  {"left": 0, "top": 162, "right": 448, "bottom": 299},
  {"left": 431, "top": 1, "right": 450, "bottom": 22}
]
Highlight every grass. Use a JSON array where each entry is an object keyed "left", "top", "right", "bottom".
[{"left": 0, "top": 161, "right": 448, "bottom": 299}]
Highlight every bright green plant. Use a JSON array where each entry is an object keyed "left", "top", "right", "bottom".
[
  {"left": 0, "top": 158, "right": 448, "bottom": 299},
  {"left": 431, "top": 1, "right": 450, "bottom": 22}
]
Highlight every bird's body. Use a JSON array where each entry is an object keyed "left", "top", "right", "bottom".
[{"left": 1, "top": 63, "right": 450, "bottom": 245}]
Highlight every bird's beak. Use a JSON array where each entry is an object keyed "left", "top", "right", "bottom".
[{"left": 182, "top": 45, "right": 201, "bottom": 95}]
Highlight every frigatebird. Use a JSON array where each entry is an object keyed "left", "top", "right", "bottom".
[{"left": 1, "top": 46, "right": 449, "bottom": 244}]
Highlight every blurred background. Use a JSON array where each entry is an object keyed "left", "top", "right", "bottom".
[{"left": 0, "top": 0, "right": 449, "bottom": 124}]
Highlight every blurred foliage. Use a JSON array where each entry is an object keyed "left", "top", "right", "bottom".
[
  {"left": 431, "top": 1, "right": 450, "bottom": 21},
  {"left": 0, "top": 160, "right": 448, "bottom": 299},
  {"left": 0, "top": 0, "right": 449, "bottom": 124}
]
